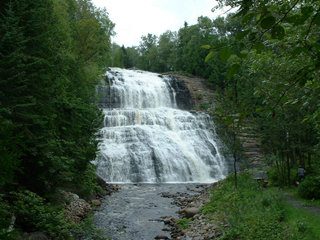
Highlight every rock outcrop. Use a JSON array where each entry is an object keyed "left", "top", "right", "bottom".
[
  {"left": 164, "top": 76, "right": 193, "bottom": 110},
  {"left": 164, "top": 73, "right": 217, "bottom": 111},
  {"left": 61, "top": 191, "right": 92, "bottom": 223}
]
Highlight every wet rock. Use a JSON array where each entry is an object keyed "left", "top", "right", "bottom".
[
  {"left": 149, "top": 218, "right": 164, "bottom": 222},
  {"left": 163, "top": 219, "right": 171, "bottom": 224},
  {"left": 183, "top": 207, "right": 201, "bottom": 218},
  {"left": 154, "top": 235, "right": 169, "bottom": 239},
  {"left": 170, "top": 217, "right": 179, "bottom": 223},
  {"left": 91, "top": 199, "right": 101, "bottom": 206},
  {"left": 162, "top": 228, "right": 171, "bottom": 231},
  {"left": 161, "top": 192, "right": 174, "bottom": 198},
  {"left": 96, "top": 174, "right": 120, "bottom": 195}
]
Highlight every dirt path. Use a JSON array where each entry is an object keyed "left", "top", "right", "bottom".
[{"left": 284, "top": 195, "right": 320, "bottom": 217}]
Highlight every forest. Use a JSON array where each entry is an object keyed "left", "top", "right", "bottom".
[{"left": 1, "top": 0, "right": 320, "bottom": 239}]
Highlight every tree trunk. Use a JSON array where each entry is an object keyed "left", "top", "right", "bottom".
[
  {"left": 286, "top": 153, "right": 291, "bottom": 186},
  {"left": 234, "top": 153, "right": 237, "bottom": 188},
  {"left": 233, "top": 132, "right": 237, "bottom": 188}
]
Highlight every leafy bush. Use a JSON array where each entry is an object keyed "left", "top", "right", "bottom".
[
  {"left": 298, "top": 175, "right": 320, "bottom": 199},
  {"left": 11, "top": 190, "right": 104, "bottom": 239},
  {"left": 0, "top": 195, "right": 19, "bottom": 240},
  {"left": 200, "top": 102, "right": 211, "bottom": 110},
  {"left": 267, "top": 164, "right": 301, "bottom": 187},
  {"left": 12, "top": 190, "right": 73, "bottom": 239},
  {"left": 72, "top": 164, "right": 103, "bottom": 199},
  {"left": 267, "top": 165, "right": 285, "bottom": 187}
]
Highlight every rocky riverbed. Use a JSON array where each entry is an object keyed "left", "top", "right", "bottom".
[{"left": 93, "top": 183, "right": 220, "bottom": 240}]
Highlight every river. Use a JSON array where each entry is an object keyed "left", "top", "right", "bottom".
[{"left": 94, "top": 183, "right": 206, "bottom": 240}]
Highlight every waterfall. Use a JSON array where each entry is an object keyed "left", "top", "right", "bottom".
[{"left": 94, "top": 68, "right": 228, "bottom": 183}]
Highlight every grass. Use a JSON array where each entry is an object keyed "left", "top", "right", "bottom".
[
  {"left": 284, "top": 187, "right": 320, "bottom": 208},
  {"left": 175, "top": 218, "right": 192, "bottom": 229},
  {"left": 283, "top": 202, "right": 320, "bottom": 239},
  {"left": 201, "top": 172, "right": 320, "bottom": 240}
]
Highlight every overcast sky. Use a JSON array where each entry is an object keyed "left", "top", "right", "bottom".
[{"left": 91, "top": 0, "right": 225, "bottom": 47}]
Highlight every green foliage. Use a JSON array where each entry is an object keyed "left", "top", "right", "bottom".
[
  {"left": 200, "top": 102, "right": 211, "bottom": 110},
  {"left": 0, "top": 195, "right": 19, "bottom": 240},
  {"left": 267, "top": 163, "right": 287, "bottom": 187},
  {"left": 196, "top": 94, "right": 203, "bottom": 100},
  {"left": 11, "top": 190, "right": 105, "bottom": 239},
  {"left": 202, "top": 0, "right": 320, "bottom": 189},
  {"left": 0, "top": 0, "right": 110, "bottom": 193},
  {"left": 219, "top": 48, "right": 233, "bottom": 62},
  {"left": 12, "top": 190, "right": 73, "bottom": 239},
  {"left": 203, "top": 173, "right": 314, "bottom": 239},
  {"left": 0, "top": 0, "right": 113, "bottom": 236},
  {"left": 298, "top": 176, "right": 320, "bottom": 199},
  {"left": 72, "top": 163, "right": 103, "bottom": 198},
  {"left": 214, "top": 0, "right": 320, "bottom": 127},
  {"left": 227, "top": 64, "right": 240, "bottom": 79},
  {"left": 215, "top": 174, "right": 286, "bottom": 239},
  {"left": 175, "top": 218, "right": 192, "bottom": 229},
  {"left": 283, "top": 200, "right": 320, "bottom": 239}
]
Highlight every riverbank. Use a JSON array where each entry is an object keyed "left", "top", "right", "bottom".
[{"left": 168, "top": 173, "right": 320, "bottom": 240}]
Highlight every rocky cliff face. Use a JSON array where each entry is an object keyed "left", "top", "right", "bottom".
[
  {"left": 163, "top": 75, "right": 193, "bottom": 110},
  {"left": 163, "top": 73, "right": 217, "bottom": 111}
]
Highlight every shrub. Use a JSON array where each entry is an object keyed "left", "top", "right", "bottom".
[
  {"left": 0, "top": 195, "right": 19, "bottom": 240},
  {"left": 200, "top": 102, "right": 211, "bottom": 110},
  {"left": 267, "top": 166, "right": 285, "bottom": 187},
  {"left": 12, "top": 190, "right": 73, "bottom": 239},
  {"left": 298, "top": 175, "right": 320, "bottom": 199},
  {"left": 72, "top": 164, "right": 103, "bottom": 199},
  {"left": 11, "top": 190, "right": 105, "bottom": 239},
  {"left": 267, "top": 164, "right": 300, "bottom": 187}
]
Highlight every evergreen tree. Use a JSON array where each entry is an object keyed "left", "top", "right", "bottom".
[{"left": 0, "top": 0, "right": 114, "bottom": 200}]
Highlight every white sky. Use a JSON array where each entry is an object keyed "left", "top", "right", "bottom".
[{"left": 91, "top": 0, "right": 225, "bottom": 47}]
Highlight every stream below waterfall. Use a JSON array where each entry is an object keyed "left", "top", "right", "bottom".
[{"left": 94, "top": 184, "right": 206, "bottom": 240}]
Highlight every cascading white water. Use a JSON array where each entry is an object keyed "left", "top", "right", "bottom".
[{"left": 94, "top": 68, "right": 228, "bottom": 183}]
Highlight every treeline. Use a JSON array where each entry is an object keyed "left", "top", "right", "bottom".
[
  {"left": 0, "top": 0, "right": 114, "bottom": 238},
  {"left": 113, "top": 1, "right": 320, "bottom": 192},
  {"left": 108, "top": 15, "right": 242, "bottom": 90}
]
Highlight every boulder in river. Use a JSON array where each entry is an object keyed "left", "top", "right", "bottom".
[{"left": 183, "top": 207, "right": 201, "bottom": 218}]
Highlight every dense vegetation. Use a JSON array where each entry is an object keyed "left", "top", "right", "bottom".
[
  {"left": 1, "top": 0, "right": 320, "bottom": 238},
  {"left": 0, "top": 0, "right": 114, "bottom": 238},
  {"left": 199, "top": 172, "right": 320, "bottom": 239}
]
